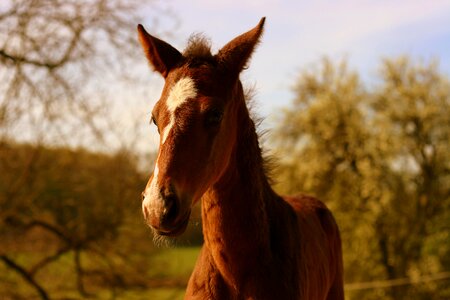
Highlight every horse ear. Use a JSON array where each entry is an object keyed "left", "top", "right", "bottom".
[
  {"left": 137, "top": 24, "right": 182, "bottom": 78},
  {"left": 216, "top": 17, "right": 265, "bottom": 77}
]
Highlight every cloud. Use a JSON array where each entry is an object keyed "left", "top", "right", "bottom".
[
  {"left": 181, "top": 0, "right": 280, "bottom": 11},
  {"left": 271, "top": 0, "right": 450, "bottom": 51},
  {"left": 158, "top": 0, "right": 450, "bottom": 123}
]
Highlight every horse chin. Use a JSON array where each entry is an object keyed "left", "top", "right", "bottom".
[{"left": 153, "top": 210, "right": 191, "bottom": 238}]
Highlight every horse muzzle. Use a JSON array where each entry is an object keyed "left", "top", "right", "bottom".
[{"left": 142, "top": 185, "right": 191, "bottom": 237}]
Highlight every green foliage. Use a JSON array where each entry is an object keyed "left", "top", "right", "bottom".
[
  {"left": 0, "top": 142, "right": 203, "bottom": 299},
  {"left": 0, "top": 245, "right": 200, "bottom": 299},
  {"left": 274, "top": 56, "right": 450, "bottom": 299},
  {"left": 0, "top": 143, "right": 143, "bottom": 243}
]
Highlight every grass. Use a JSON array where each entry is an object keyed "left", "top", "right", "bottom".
[
  {"left": 0, "top": 246, "right": 201, "bottom": 300},
  {"left": 148, "top": 247, "right": 201, "bottom": 278}
]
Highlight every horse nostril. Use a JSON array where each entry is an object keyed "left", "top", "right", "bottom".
[
  {"left": 141, "top": 191, "right": 146, "bottom": 201},
  {"left": 161, "top": 194, "right": 179, "bottom": 225}
]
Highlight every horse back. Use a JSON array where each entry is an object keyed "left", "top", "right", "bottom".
[{"left": 283, "top": 194, "right": 344, "bottom": 300}]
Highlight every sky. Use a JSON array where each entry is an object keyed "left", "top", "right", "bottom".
[
  {"left": 142, "top": 0, "right": 450, "bottom": 119},
  {"left": 4, "top": 1, "right": 448, "bottom": 153},
  {"left": 129, "top": 0, "right": 450, "bottom": 155}
]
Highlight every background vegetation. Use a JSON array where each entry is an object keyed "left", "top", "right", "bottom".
[
  {"left": 0, "top": 1, "right": 449, "bottom": 299},
  {"left": 274, "top": 57, "right": 450, "bottom": 299}
]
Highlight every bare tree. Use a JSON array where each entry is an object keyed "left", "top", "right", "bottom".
[
  {"left": 0, "top": 0, "right": 174, "bottom": 144},
  {"left": 0, "top": 0, "right": 175, "bottom": 298}
]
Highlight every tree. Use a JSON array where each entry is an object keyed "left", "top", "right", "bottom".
[
  {"left": 371, "top": 57, "right": 450, "bottom": 299},
  {"left": 0, "top": 0, "right": 175, "bottom": 298},
  {"left": 274, "top": 57, "right": 450, "bottom": 299},
  {"left": 0, "top": 143, "right": 146, "bottom": 299}
]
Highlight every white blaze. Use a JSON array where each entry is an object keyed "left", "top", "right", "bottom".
[
  {"left": 161, "top": 77, "right": 197, "bottom": 144},
  {"left": 143, "top": 162, "right": 163, "bottom": 215},
  {"left": 143, "top": 77, "right": 197, "bottom": 213}
]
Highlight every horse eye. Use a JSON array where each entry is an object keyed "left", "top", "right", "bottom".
[
  {"left": 205, "top": 109, "right": 224, "bottom": 127},
  {"left": 151, "top": 116, "right": 160, "bottom": 133}
]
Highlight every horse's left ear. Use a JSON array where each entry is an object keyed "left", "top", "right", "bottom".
[
  {"left": 137, "top": 24, "right": 182, "bottom": 78},
  {"left": 216, "top": 17, "right": 265, "bottom": 78}
]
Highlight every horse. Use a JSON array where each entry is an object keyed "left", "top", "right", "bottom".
[{"left": 138, "top": 18, "right": 344, "bottom": 300}]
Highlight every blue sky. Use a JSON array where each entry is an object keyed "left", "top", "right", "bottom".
[
  {"left": 128, "top": 0, "right": 450, "bottom": 154},
  {"left": 145, "top": 0, "right": 450, "bottom": 119}
]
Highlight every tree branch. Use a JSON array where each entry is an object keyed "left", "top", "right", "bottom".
[
  {"left": 0, "top": 255, "right": 50, "bottom": 300},
  {"left": 29, "top": 246, "right": 71, "bottom": 276}
]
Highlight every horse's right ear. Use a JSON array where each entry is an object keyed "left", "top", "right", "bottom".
[{"left": 137, "top": 25, "right": 182, "bottom": 78}]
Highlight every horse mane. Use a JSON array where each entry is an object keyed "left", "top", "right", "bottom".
[
  {"left": 243, "top": 84, "right": 276, "bottom": 186},
  {"left": 183, "top": 33, "right": 214, "bottom": 66}
]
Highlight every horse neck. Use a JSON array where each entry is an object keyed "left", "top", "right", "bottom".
[{"left": 201, "top": 81, "right": 275, "bottom": 280}]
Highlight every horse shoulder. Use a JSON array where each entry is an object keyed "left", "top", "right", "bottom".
[{"left": 185, "top": 246, "right": 231, "bottom": 300}]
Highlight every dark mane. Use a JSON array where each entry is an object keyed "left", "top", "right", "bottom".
[
  {"left": 183, "top": 33, "right": 214, "bottom": 66},
  {"left": 242, "top": 85, "right": 275, "bottom": 186}
]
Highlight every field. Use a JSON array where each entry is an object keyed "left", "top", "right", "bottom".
[{"left": 0, "top": 246, "right": 201, "bottom": 300}]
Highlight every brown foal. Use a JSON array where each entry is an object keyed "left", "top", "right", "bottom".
[{"left": 138, "top": 18, "right": 344, "bottom": 300}]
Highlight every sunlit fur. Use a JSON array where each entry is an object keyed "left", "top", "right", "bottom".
[{"left": 138, "top": 18, "right": 344, "bottom": 300}]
